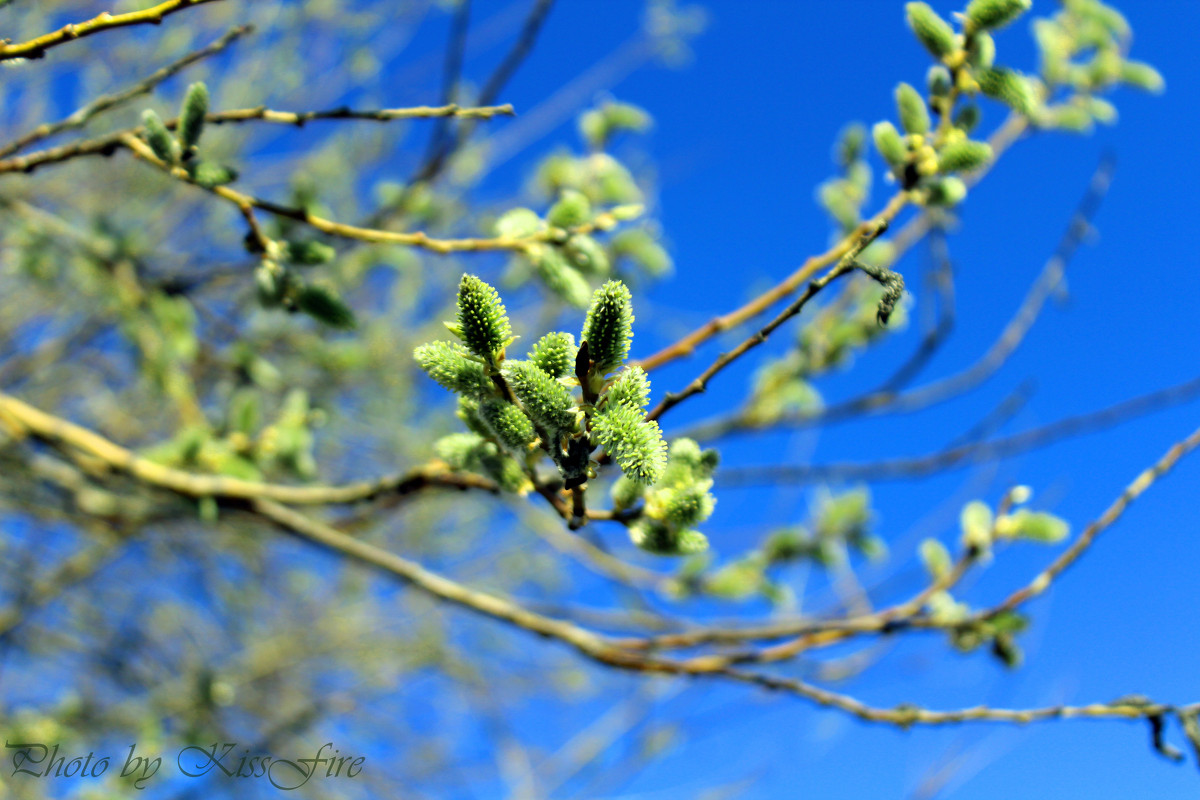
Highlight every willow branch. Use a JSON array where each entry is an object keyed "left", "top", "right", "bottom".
[
  {"left": 635, "top": 193, "right": 911, "bottom": 373},
  {"left": 0, "top": 0, "right": 223, "bottom": 61},
  {"left": 717, "top": 373, "right": 1200, "bottom": 487},
  {"left": 0, "top": 25, "right": 253, "bottom": 160},
  {"left": 0, "top": 390, "right": 498, "bottom": 505},
  {"left": 648, "top": 224, "right": 895, "bottom": 423}
]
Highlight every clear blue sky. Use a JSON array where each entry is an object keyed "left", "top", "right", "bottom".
[{"left": 449, "top": 1, "right": 1200, "bottom": 797}]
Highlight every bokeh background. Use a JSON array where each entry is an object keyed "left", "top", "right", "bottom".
[{"left": 2, "top": 1, "right": 1199, "bottom": 798}]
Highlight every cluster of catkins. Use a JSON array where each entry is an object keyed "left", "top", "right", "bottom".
[{"left": 415, "top": 274, "right": 715, "bottom": 555}]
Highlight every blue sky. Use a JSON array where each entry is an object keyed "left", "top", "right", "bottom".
[
  {"left": 6, "top": 1, "right": 1199, "bottom": 798},
  {"left": 453, "top": 1, "right": 1200, "bottom": 797}
]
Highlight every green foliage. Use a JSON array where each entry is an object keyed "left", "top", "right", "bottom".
[
  {"left": 186, "top": 160, "right": 238, "bottom": 188},
  {"left": 579, "top": 100, "right": 652, "bottom": 149},
  {"left": 284, "top": 240, "right": 336, "bottom": 265}
]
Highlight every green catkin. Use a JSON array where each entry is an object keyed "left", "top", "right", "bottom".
[
  {"left": 975, "top": 68, "right": 1037, "bottom": 115},
  {"left": 895, "top": 82, "right": 931, "bottom": 135},
  {"left": 938, "top": 139, "right": 993, "bottom": 172},
  {"left": 415, "top": 341, "right": 494, "bottom": 399},
  {"left": 527, "top": 332, "right": 578, "bottom": 378},
  {"left": 872, "top": 121, "right": 908, "bottom": 167},
  {"left": 456, "top": 274, "right": 512, "bottom": 360},
  {"left": 604, "top": 366, "right": 651, "bottom": 410},
  {"left": 547, "top": 189, "right": 592, "bottom": 228},
  {"left": 964, "top": 0, "right": 1031, "bottom": 32},
  {"left": 502, "top": 360, "right": 578, "bottom": 434},
  {"left": 178, "top": 81, "right": 209, "bottom": 153},
  {"left": 141, "top": 109, "right": 178, "bottom": 163},
  {"left": 905, "top": 2, "right": 957, "bottom": 60},
  {"left": 581, "top": 280, "right": 634, "bottom": 375},
  {"left": 591, "top": 402, "right": 666, "bottom": 485},
  {"left": 478, "top": 398, "right": 537, "bottom": 451}
]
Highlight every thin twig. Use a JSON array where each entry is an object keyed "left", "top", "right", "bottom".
[{"left": 0, "top": 0, "right": 222, "bottom": 61}]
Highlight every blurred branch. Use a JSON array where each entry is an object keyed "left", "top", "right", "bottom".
[
  {"left": 0, "top": 0, "right": 223, "bottom": 61},
  {"left": 0, "top": 390, "right": 499, "bottom": 503},
  {"left": 718, "top": 373, "right": 1200, "bottom": 487},
  {"left": 0, "top": 24, "right": 253, "bottom": 159}
]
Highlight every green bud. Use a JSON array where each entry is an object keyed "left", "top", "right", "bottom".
[
  {"left": 187, "top": 161, "right": 238, "bottom": 188},
  {"left": 835, "top": 123, "right": 867, "bottom": 168},
  {"left": 457, "top": 397, "right": 494, "bottom": 438},
  {"left": 938, "top": 139, "right": 992, "bottom": 172},
  {"left": 872, "top": 120, "right": 908, "bottom": 167},
  {"left": 530, "top": 245, "right": 592, "bottom": 307},
  {"left": 1088, "top": 97, "right": 1118, "bottom": 125},
  {"left": 494, "top": 207, "right": 543, "bottom": 238},
  {"left": 610, "top": 229, "right": 672, "bottom": 276},
  {"left": 611, "top": 474, "right": 645, "bottom": 511},
  {"left": 927, "top": 65, "right": 952, "bottom": 98},
  {"left": 895, "top": 82, "right": 930, "bottom": 135},
  {"left": 604, "top": 366, "right": 651, "bottom": 410},
  {"left": 924, "top": 175, "right": 968, "bottom": 206},
  {"left": 975, "top": 67, "right": 1037, "bottom": 115},
  {"left": 178, "top": 81, "right": 209, "bottom": 152},
  {"left": 547, "top": 189, "right": 592, "bottom": 228},
  {"left": 965, "top": 31, "right": 995, "bottom": 69},
  {"left": 965, "top": 0, "right": 1031, "bottom": 32},
  {"left": 991, "top": 632, "right": 1023, "bottom": 669},
  {"left": 227, "top": 388, "right": 261, "bottom": 436},
  {"left": 960, "top": 500, "right": 994, "bottom": 552},
  {"left": 1009, "top": 509, "right": 1069, "bottom": 543},
  {"left": 564, "top": 234, "right": 611, "bottom": 276},
  {"left": 415, "top": 341, "right": 494, "bottom": 398},
  {"left": 659, "top": 484, "right": 714, "bottom": 528},
  {"left": 919, "top": 538, "right": 952, "bottom": 580},
  {"left": 581, "top": 280, "right": 634, "bottom": 375},
  {"left": 1120, "top": 61, "right": 1165, "bottom": 93},
  {"left": 527, "top": 331, "right": 578, "bottom": 378},
  {"left": 906, "top": 2, "right": 957, "bottom": 60},
  {"left": 478, "top": 398, "right": 536, "bottom": 452},
  {"left": 255, "top": 263, "right": 286, "bottom": 308},
  {"left": 456, "top": 274, "right": 512, "bottom": 360},
  {"left": 435, "top": 432, "right": 488, "bottom": 471},
  {"left": 141, "top": 109, "right": 179, "bottom": 163},
  {"left": 503, "top": 360, "right": 578, "bottom": 434},
  {"left": 591, "top": 402, "right": 666, "bottom": 485},
  {"left": 953, "top": 103, "right": 982, "bottom": 133},
  {"left": 629, "top": 519, "right": 708, "bottom": 556},
  {"left": 285, "top": 240, "right": 336, "bottom": 265},
  {"left": 295, "top": 282, "right": 355, "bottom": 328}
]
